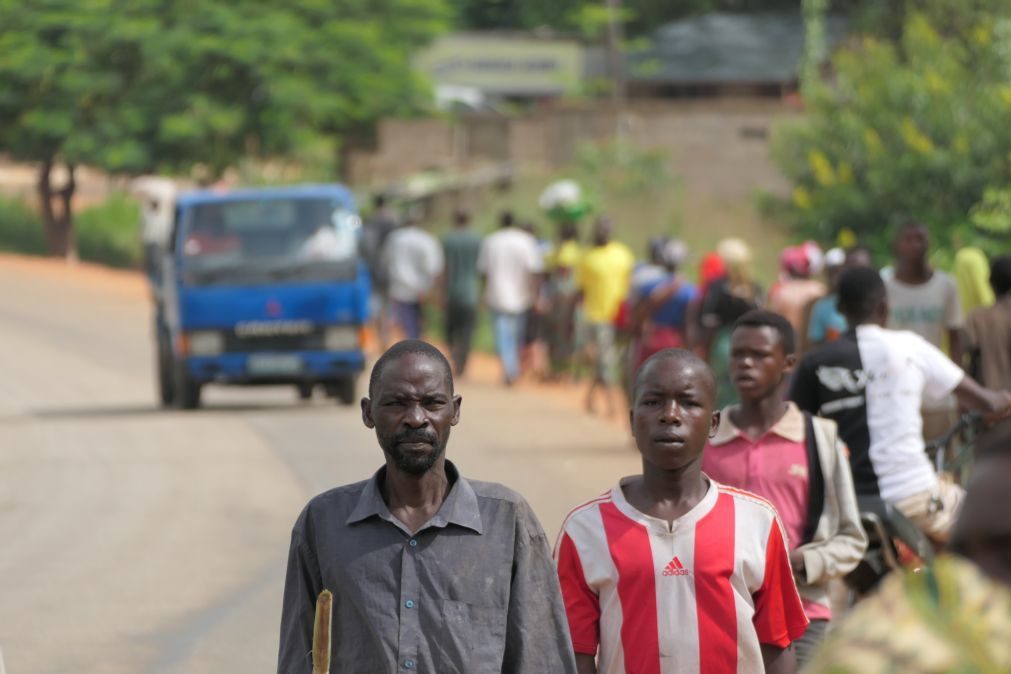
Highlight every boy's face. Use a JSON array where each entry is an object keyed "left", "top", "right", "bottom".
[
  {"left": 630, "top": 356, "right": 720, "bottom": 472},
  {"left": 730, "top": 326, "right": 795, "bottom": 403},
  {"left": 894, "top": 224, "right": 929, "bottom": 264}
]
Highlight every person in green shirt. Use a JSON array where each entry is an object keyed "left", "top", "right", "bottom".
[{"left": 441, "top": 209, "right": 483, "bottom": 376}]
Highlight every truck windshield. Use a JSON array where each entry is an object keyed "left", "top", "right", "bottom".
[{"left": 179, "top": 197, "right": 360, "bottom": 285}]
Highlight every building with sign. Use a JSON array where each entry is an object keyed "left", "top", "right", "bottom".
[{"left": 414, "top": 33, "right": 585, "bottom": 108}]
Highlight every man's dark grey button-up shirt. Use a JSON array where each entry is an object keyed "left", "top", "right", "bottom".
[{"left": 277, "top": 461, "right": 577, "bottom": 674}]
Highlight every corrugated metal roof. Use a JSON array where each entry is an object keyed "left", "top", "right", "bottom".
[{"left": 628, "top": 11, "right": 849, "bottom": 84}]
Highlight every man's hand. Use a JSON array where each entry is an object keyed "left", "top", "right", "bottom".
[
  {"left": 575, "top": 653, "right": 597, "bottom": 674},
  {"left": 762, "top": 644, "right": 798, "bottom": 674},
  {"left": 984, "top": 390, "right": 1011, "bottom": 425},
  {"left": 788, "top": 549, "right": 806, "bottom": 578}
]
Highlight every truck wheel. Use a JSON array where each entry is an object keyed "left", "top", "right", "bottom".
[
  {"left": 334, "top": 377, "right": 357, "bottom": 406},
  {"left": 173, "top": 363, "right": 202, "bottom": 410},
  {"left": 156, "top": 333, "right": 175, "bottom": 407}
]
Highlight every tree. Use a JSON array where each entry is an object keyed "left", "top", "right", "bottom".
[
  {"left": 771, "top": 2, "right": 1011, "bottom": 261},
  {"left": 0, "top": 1, "right": 162, "bottom": 258},
  {"left": 0, "top": 0, "right": 449, "bottom": 260}
]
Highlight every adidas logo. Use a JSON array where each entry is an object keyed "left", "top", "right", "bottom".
[{"left": 662, "top": 556, "right": 690, "bottom": 577}]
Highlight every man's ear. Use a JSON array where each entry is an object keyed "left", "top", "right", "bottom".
[
  {"left": 709, "top": 409, "right": 721, "bottom": 438},
  {"left": 451, "top": 394, "right": 462, "bottom": 426},
  {"left": 361, "top": 397, "right": 375, "bottom": 429},
  {"left": 784, "top": 352, "right": 798, "bottom": 374}
]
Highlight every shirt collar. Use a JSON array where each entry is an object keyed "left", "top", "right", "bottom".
[
  {"left": 710, "top": 401, "right": 805, "bottom": 445},
  {"left": 345, "top": 460, "right": 484, "bottom": 535}
]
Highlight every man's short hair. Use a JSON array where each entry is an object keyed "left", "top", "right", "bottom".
[
  {"left": 837, "top": 266, "right": 886, "bottom": 322},
  {"left": 368, "top": 340, "right": 453, "bottom": 398},
  {"left": 991, "top": 256, "right": 1011, "bottom": 297},
  {"left": 733, "top": 309, "right": 796, "bottom": 355}
]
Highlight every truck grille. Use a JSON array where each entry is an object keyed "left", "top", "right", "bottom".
[{"left": 224, "top": 328, "right": 325, "bottom": 352}]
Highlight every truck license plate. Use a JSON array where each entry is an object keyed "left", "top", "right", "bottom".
[{"left": 247, "top": 354, "right": 303, "bottom": 375}]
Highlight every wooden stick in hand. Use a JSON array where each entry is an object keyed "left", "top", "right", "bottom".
[{"left": 312, "top": 590, "right": 333, "bottom": 674}]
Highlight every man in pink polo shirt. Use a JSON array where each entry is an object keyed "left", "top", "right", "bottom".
[{"left": 703, "top": 310, "right": 867, "bottom": 665}]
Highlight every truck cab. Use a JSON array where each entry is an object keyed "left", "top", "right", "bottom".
[{"left": 152, "top": 184, "right": 370, "bottom": 409}]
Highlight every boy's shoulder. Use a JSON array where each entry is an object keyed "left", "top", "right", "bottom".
[
  {"left": 559, "top": 488, "right": 616, "bottom": 532},
  {"left": 712, "top": 482, "right": 781, "bottom": 526}
]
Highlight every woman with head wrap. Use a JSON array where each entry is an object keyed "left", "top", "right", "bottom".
[
  {"left": 768, "top": 242, "right": 827, "bottom": 339},
  {"left": 699, "top": 238, "right": 765, "bottom": 408}
]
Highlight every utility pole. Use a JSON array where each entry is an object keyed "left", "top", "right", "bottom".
[{"left": 604, "top": 0, "right": 626, "bottom": 107}]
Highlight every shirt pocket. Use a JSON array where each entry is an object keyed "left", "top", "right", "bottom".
[{"left": 439, "top": 599, "right": 507, "bottom": 673}]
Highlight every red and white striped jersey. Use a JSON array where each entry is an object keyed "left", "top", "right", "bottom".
[{"left": 555, "top": 477, "right": 809, "bottom": 674}]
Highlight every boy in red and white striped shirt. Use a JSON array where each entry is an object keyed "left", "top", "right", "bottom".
[{"left": 555, "top": 349, "right": 808, "bottom": 674}]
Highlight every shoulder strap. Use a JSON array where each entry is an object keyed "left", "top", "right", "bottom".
[{"left": 802, "top": 411, "right": 826, "bottom": 544}]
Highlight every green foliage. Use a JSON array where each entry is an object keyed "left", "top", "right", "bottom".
[
  {"left": 0, "top": 197, "right": 48, "bottom": 255},
  {"left": 0, "top": 194, "right": 142, "bottom": 267},
  {"left": 970, "top": 187, "right": 1011, "bottom": 236},
  {"left": 77, "top": 194, "right": 142, "bottom": 268},
  {"left": 0, "top": 0, "right": 451, "bottom": 177},
  {"left": 772, "top": 7, "right": 1011, "bottom": 256},
  {"left": 574, "top": 141, "right": 672, "bottom": 197},
  {"left": 454, "top": 0, "right": 824, "bottom": 36}
]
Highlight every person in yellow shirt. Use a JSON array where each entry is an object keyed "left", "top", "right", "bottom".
[{"left": 576, "top": 218, "right": 635, "bottom": 417}]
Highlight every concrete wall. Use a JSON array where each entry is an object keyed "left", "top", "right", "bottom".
[{"left": 348, "top": 99, "right": 798, "bottom": 200}]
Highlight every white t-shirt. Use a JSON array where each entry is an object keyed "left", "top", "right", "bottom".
[
  {"left": 299, "top": 226, "right": 355, "bottom": 261},
  {"left": 477, "top": 228, "right": 544, "bottom": 314},
  {"left": 381, "top": 226, "right": 444, "bottom": 303},
  {"left": 856, "top": 324, "right": 965, "bottom": 501},
  {"left": 885, "top": 271, "right": 962, "bottom": 410}
]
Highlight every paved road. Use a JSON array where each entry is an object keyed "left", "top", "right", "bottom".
[{"left": 0, "top": 256, "right": 638, "bottom": 674}]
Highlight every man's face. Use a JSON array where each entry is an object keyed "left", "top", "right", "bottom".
[
  {"left": 630, "top": 357, "right": 720, "bottom": 472},
  {"left": 362, "top": 353, "right": 461, "bottom": 475},
  {"left": 895, "top": 225, "right": 929, "bottom": 264},
  {"left": 730, "top": 326, "right": 795, "bottom": 403},
  {"left": 951, "top": 455, "right": 1011, "bottom": 587}
]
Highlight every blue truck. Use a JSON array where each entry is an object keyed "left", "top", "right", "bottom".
[{"left": 148, "top": 184, "right": 370, "bottom": 409}]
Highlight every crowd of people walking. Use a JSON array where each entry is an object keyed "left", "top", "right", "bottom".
[
  {"left": 274, "top": 198, "right": 1011, "bottom": 673},
  {"left": 360, "top": 197, "right": 1011, "bottom": 422}
]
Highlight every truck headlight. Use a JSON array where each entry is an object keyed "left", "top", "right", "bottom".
[
  {"left": 324, "top": 326, "right": 359, "bottom": 351},
  {"left": 188, "top": 330, "right": 224, "bottom": 356}
]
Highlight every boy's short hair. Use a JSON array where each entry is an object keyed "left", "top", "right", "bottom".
[
  {"left": 733, "top": 309, "right": 796, "bottom": 355},
  {"left": 990, "top": 256, "right": 1011, "bottom": 297},
  {"left": 838, "top": 266, "right": 886, "bottom": 322},
  {"left": 632, "top": 348, "right": 716, "bottom": 404}
]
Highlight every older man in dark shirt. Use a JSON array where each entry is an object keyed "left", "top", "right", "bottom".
[{"left": 277, "top": 340, "right": 577, "bottom": 674}]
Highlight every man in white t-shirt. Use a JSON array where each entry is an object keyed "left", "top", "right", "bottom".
[
  {"left": 884, "top": 221, "right": 964, "bottom": 440},
  {"left": 791, "top": 267, "right": 1011, "bottom": 542},
  {"left": 381, "top": 215, "right": 444, "bottom": 340},
  {"left": 477, "top": 211, "right": 544, "bottom": 384}
]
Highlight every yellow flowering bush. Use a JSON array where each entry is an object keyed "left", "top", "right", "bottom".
[{"left": 772, "top": 5, "right": 1011, "bottom": 255}]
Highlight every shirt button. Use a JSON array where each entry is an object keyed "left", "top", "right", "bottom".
[
  {"left": 408, "top": 539, "right": 418, "bottom": 547},
  {"left": 405, "top": 599, "right": 415, "bottom": 608},
  {"left": 403, "top": 659, "right": 415, "bottom": 669}
]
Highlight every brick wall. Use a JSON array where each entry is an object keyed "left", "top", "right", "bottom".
[{"left": 348, "top": 99, "right": 799, "bottom": 199}]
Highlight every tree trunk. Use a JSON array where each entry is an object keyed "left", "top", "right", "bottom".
[
  {"left": 36, "top": 160, "right": 78, "bottom": 262},
  {"left": 59, "top": 164, "right": 78, "bottom": 263}
]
